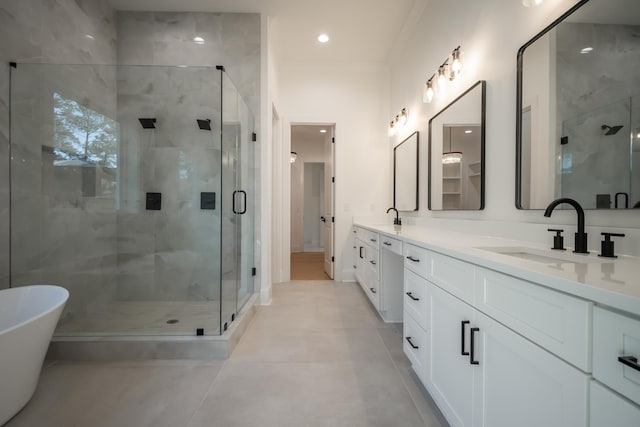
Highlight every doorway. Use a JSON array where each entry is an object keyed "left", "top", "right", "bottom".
[{"left": 290, "top": 124, "right": 334, "bottom": 280}]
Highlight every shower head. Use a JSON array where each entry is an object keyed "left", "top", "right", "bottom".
[
  {"left": 197, "top": 119, "right": 212, "bottom": 131},
  {"left": 601, "top": 124, "right": 623, "bottom": 135},
  {"left": 139, "top": 118, "right": 157, "bottom": 129}
]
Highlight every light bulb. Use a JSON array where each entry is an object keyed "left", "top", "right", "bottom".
[
  {"left": 318, "top": 34, "right": 329, "bottom": 43},
  {"left": 451, "top": 48, "right": 462, "bottom": 77},
  {"left": 399, "top": 108, "right": 408, "bottom": 126},
  {"left": 388, "top": 121, "right": 395, "bottom": 137},
  {"left": 423, "top": 80, "right": 434, "bottom": 103},
  {"left": 437, "top": 66, "right": 447, "bottom": 88}
]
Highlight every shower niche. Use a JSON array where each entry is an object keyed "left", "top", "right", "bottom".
[{"left": 9, "top": 64, "right": 256, "bottom": 339}]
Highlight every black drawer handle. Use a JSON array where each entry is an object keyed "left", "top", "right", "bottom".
[
  {"left": 359, "top": 246, "right": 364, "bottom": 259},
  {"left": 406, "top": 256, "right": 420, "bottom": 263},
  {"left": 406, "top": 292, "right": 419, "bottom": 301},
  {"left": 618, "top": 356, "right": 640, "bottom": 372},
  {"left": 370, "top": 260, "right": 376, "bottom": 265},
  {"left": 470, "top": 327, "right": 479, "bottom": 365},
  {"left": 370, "top": 238, "right": 377, "bottom": 243},
  {"left": 383, "top": 242, "right": 392, "bottom": 246},
  {"left": 405, "top": 336, "right": 419, "bottom": 349},
  {"left": 369, "top": 287, "right": 377, "bottom": 294},
  {"left": 461, "top": 320, "right": 470, "bottom": 356}
]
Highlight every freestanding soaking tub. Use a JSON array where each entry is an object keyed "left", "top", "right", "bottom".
[{"left": 0, "top": 285, "right": 68, "bottom": 425}]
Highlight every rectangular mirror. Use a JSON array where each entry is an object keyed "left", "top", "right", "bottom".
[
  {"left": 394, "top": 131, "right": 419, "bottom": 211},
  {"left": 517, "top": 0, "right": 640, "bottom": 209},
  {"left": 429, "top": 81, "right": 486, "bottom": 210}
]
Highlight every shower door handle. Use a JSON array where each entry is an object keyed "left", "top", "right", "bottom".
[{"left": 233, "top": 190, "right": 247, "bottom": 215}]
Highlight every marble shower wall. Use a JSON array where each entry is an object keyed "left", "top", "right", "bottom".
[
  {"left": 115, "top": 12, "right": 259, "bottom": 301},
  {"left": 0, "top": 0, "right": 116, "bottom": 303},
  {"left": 556, "top": 22, "right": 640, "bottom": 208}
]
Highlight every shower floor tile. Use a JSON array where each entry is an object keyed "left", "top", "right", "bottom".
[{"left": 55, "top": 301, "right": 222, "bottom": 336}]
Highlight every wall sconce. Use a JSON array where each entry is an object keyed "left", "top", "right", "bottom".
[
  {"left": 388, "top": 108, "right": 408, "bottom": 137},
  {"left": 290, "top": 152, "right": 297, "bottom": 163},
  {"left": 423, "top": 46, "right": 464, "bottom": 104}
]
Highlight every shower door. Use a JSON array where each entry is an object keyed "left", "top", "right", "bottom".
[{"left": 220, "top": 70, "right": 255, "bottom": 331}]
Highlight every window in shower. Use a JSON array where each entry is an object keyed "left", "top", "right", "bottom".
[{"left": 52, "top": 92, "right": 119, "bottom": 198}]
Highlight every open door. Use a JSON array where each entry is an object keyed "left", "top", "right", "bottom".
[{"left": 323, "top": 127, "right": 335, "bottom": 279}]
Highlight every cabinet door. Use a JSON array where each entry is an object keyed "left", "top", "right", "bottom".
[
  {"left": 427, "top": 283, "right": 475, "bottom": 427},
  {"left": 472, "top": 310, "right": 588, "bottom": 427}
]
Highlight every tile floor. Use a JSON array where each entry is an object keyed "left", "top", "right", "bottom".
[{"left": 5, "top": 281, "right": 449, "bottom": 427}]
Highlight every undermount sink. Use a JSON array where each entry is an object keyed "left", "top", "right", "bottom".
[{"left": 475, "top": 246, "right": 608, "bottom": 264}]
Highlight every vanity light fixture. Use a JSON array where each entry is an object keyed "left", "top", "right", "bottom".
[
  {"left": 522, "top": 0, "right": 543, "bottom": 6},
  {"left": 318, "top": 33, "right": 330, "bottom": 43},
  {"left": 423, "top": 78, "right": 435, "bottom": 103},
  {"left": 388, "top": 121, "right": 396, "bottom": 137},
  {"left": 422, "top": 46, "right": 464, "bottom": 104},
  {"left": 290, "top": 152, "right": 298, "bottom": 163},
  {"left": 399, "top": 108, "right": 408, "bottom": 126},
  {"left": 443, "top": 128, "right": 463, "bottom": 164}
]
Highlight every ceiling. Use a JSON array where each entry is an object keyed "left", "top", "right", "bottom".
[
  {"left": 291, "top": 125, "right": 332, "bottom": 146},
  {"left": 108, "top": 0, "right": 421, "bottom": 63}
]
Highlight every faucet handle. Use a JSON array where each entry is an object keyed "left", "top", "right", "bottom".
[
  {"left": 599, "top": 232, "right": 625, "bottom": 258},
  {"left": 547, "top": 229, "right": 565, "bottom": 251}
]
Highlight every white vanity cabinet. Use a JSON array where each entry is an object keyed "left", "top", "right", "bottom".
[
  {"left": 353, "top": 226, "right": 404, "bottom": 321},
  {"left": 400, "top": 244, "right": 590, "bottom": 427}
]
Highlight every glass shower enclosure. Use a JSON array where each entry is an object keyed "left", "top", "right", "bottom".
[{"left": 9, "top": 63, "right": 255, "bottom": 337}]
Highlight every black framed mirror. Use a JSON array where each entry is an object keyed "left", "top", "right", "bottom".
[
  {"left": 428, "top": 80, "right": 486, "bottom": 210},
  {"left": 394, "top": 131, "right": 419, "bottom": 211},
  {"left": 516, "top": 0, "right": 640, "bottom": 209}
]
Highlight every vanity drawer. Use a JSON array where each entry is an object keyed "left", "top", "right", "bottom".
[
  {"left": 365, "top": 279, "right": 380, "bottom": 310},
  {"left": 475, "top": 267, "right": 591, "bottom": 371},
  {"left": 593, "top": 307, "right": 640, "bottom": 405},
  {"left": 380, "top": 235, "right": 403, "bottom": 256},
  {"left": 404, "top": 269, "right": 428, "bottom": 328},
  {"left": 429, "top": 251, "right": 475, "bottom": 304},
  {"left": 403, "top": 311, "right": 427, "bottom": 382},
  {"left": 590, "top": 380, "right": 640, "bottom": 427},
  {"left": 404, "top": 243, "right": 431, "bottom": 279}
]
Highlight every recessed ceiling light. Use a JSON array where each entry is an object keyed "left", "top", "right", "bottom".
[
  {"left": 580, "top": 47, "right": 593, "bottom": 54},
  {"left": 318, "top": 34, "right": 329, "bottom": 43},
  {"left": 85, "top": 34, "right": 95, "bottom": 40},
  {"left": 320, "top": 129, "right": 327, "bottom": 133},
  {"left": 465, "top": 130, "right": 473, "bottom": 134},
  {"left": 193, "top": 36, "right": 205, "bottom": 44}
]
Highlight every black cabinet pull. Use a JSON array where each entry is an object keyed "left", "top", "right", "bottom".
[
  {"left": 406, "top": 256, "right": 420, "bottom": 263},
  {"left": 618, "top": 356, "right": 640, "bottom": 372},
  {"left": 370, "top": 238, "right": 377, "bottom": 243},
  {"left": 369, "top": 287, "right": 377, "bottom": 294},
  {"left": 470, "top": 327, "right": 479, "bottom": 365},
  {"left": 461, "top": 320, "right": 470, "bottom": 356},
  {"left": 321, "top": 216, "right": 326, "bottom": 222},
  {"left": 405, "top": 336, "right": 419, "bottom": 349},
  {"left": 383, "top": 241, "right": 392, "bottom": 246},
  {"left": 370, "top": 260, "right": 376, "bottom": 265},
  {"left": 406, "top": 292, "right": 419, "bottom": 301},
  {"left": 359, "top": 247, "right": 364, "bottom": 259}
]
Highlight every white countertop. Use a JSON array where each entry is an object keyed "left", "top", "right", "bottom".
[{"left": 354, "top": 222, "right": 640, "bottom": 316}]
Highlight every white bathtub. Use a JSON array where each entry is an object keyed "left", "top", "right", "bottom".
[{"left": 0, "top": 285, "right": 68, "bottom": 425}]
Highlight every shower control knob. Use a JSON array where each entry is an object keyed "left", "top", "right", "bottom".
[
  {"left": 547, "top": 229, "right": 565, "bottom": 251},
  {"left": 599, "top": 232, "right": 625, "bottom": 258}
]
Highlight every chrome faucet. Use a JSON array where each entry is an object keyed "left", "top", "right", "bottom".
[
  {"left": 544, "top": 198, "right": 588, "bottom": 254},
  {"left": 386, "top": 207, "right": 401, "bottom": 225}
]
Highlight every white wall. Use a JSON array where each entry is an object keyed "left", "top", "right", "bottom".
[
  {"left": 388, "top": 0, "right": 640, "bottom": 231},
  {"left": 279, "top": 61, "right": 391, "bottom": 281}
]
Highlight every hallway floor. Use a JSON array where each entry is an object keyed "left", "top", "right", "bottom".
[
  {"left": 6, "top": 281, "right": 449, "bottom": 427},
  {"left": 290, "top": 252, "right": 331, "bottom": 280}
]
